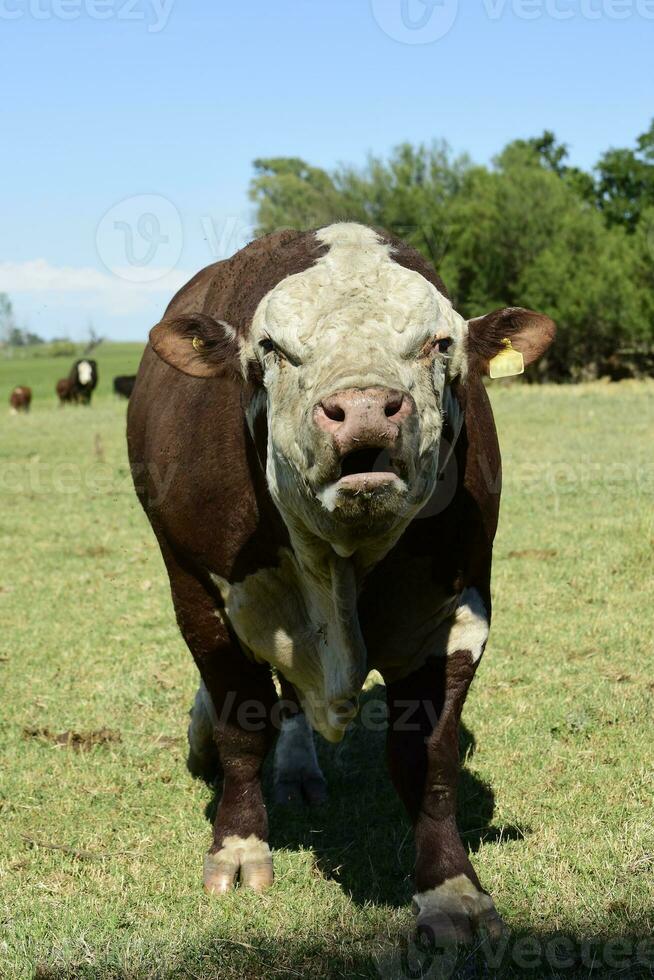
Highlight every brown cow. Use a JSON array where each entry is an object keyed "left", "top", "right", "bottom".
[
  {"left": 9, "top": 386, "right": 32, "bottom": 413},
  {"left": 127, "top": 223, "right": 555, "bottom": 943},
  {"left": 56, "top": 377, "right": 74, "bottom": 404}
]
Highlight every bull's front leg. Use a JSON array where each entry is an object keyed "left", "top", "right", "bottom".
[
  {"left": 386, "top": 645, "right": 505, "bottom": 944},
  {"left": 162, "top": 547, "right": 278, "bottom": 895},
  {"left": 201, "top": 650, "right": 278, "bottom": 895}
]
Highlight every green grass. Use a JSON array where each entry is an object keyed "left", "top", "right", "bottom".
[
  {"left": 1, "top": 374, "right": 653, "bottom": 979},
  {"left": 0, "top": 343, "right": 144, "bottom": 402}
]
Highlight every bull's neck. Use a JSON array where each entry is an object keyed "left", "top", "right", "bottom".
[
  {"left": 286, "top": 517, "right": 401, "bottom": 592},
  {"left": 285, "top": 518, "right": 408, "bottom": 673}
]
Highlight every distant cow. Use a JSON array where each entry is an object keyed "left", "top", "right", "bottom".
[
  {"left": 56, "top": 377, "right": 74, "bottom": 404},
  {"left": 57, "top": 359, "right": 98, "bottom": 405},
  {"left": 127, "top": 223, "right": 555, "bottom": 944},
  {"left": 70, "top": 359, "right": 98, "bottom": 404},
  {"left": 9, "top": 386, "right": 32, "bottom": 413},
  {"left": 113, "top": 375, "right": 136, "bottom": 399}
]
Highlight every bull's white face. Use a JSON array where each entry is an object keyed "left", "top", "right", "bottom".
[
  {"left": 243, "top": 224, "right": 468, "bottom": 558},
  {"left": 77, "top": 360, "right": 93, "bottom": 385}
]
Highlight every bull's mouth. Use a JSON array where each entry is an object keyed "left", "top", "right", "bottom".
[{"left": 336, "top": 447, "right": 407, "bottom": 492}]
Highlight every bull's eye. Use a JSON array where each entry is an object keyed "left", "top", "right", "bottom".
[
  {"left": 436, "top": 337, "right": 453, "bottom": 355},
  {"left": 259, "top": 337, "right": 276, "bottom": 356}
]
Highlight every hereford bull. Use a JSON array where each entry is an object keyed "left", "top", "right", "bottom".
[
  {"left": 127, "top": 223, "right": 555, "bottom": 944},
  {"left": 9, "top": 386, "right": 32, "bottom": 413},
  {"left": 68, "top": 358, "right": 98, "bottom": 404}
]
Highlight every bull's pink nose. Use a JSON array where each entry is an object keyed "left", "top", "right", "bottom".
[{"left": 313, "top": 386, "right": 413, "bottom": 454}]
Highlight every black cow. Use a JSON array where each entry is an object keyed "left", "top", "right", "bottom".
[{"left": 113, "top": 375, "right": 136, "bottom": 399}]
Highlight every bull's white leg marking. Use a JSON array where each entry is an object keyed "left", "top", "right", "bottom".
[
  {"left": 446, "top": 587, "right": 489, "bottom": 662},
  {"left": 204, "top": 834, "right": 273, "bottom": 894},
  {"left": 413, "top": 874, "right": 505, "bottom": 942},
  {"left": 273, "top": 713, "right": 327, "bottom": 804}
]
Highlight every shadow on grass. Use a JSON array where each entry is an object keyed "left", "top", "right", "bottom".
[
  {"left": 45, "top": 919, "right": 654, "bottom": 979},
  {"left": 178, "top": 922, "right": 654, "bottom": 980},
  {"left": 204, "top": 685, "right": 528, "bottom": 909}
]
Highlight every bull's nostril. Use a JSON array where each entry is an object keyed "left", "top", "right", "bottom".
[
  {"left": 385, "top": 395, "right": 404, "bottom": 418},
  {"left": 321, "top": 402, "right": 345, "bottom": 423}
]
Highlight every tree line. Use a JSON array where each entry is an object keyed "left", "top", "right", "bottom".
[{"left": 250, "top": 123, "right": 654, "bottom": 381}]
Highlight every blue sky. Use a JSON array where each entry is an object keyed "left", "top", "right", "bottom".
[{"left": 1, "top": 0, "right": 652, "bottom": 341}]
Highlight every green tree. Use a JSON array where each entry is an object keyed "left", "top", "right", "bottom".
[
  {"left": 250, "top": 158, "right": 355, "bottom": 234},
  {"left": 248, "top": 129, "right": 654, "bottom": 380},
  {"left": 250, "top": 143, "right": 470, "bottom": 266},
  {"left": 594, "top": 119, "right": 654, "bottom": 231}
]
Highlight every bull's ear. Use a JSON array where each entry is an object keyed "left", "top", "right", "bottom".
[
  {"left": 150, "top": 313, "right": 240, "bottom": 378},
  {"left": 467, "top": 307, "right": 556, "bottom": 377}
]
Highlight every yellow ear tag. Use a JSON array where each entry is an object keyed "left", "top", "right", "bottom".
[
  {"left": 489, "top": 338, "right": 524, "bottom": 379},
  {"left": 192, "top": 336, "right": 205, "bottom": 352}
]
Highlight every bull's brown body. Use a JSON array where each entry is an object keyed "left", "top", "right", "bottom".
[{"left": 127, "top": 225, "right": 554, "bottom": 942}]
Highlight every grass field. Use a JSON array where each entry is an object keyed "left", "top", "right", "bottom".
[{"left": 1, "top": 351, "right": 653, "bottom": 979}]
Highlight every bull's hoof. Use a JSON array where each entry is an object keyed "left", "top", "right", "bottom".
[
  {"left": 413, "top": 874, "right": 506, "bottom": 946},
  {"left": 203, "top": 835, "right": 273, "bottom": 895},
  {"left": 273, "top": 773, "right": 328, "bottom": 806}
]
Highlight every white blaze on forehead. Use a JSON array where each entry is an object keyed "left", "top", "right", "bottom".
[
  {"left": 247, "top": 222, "right": 467, "bottom": 382},
  {"left": 77, "top": 360, "right": 93, "bottom": 385}
]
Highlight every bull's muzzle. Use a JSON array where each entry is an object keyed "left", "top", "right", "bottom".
[{"left": 313, "top": 386, "right": 414, "bottom": 462}]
